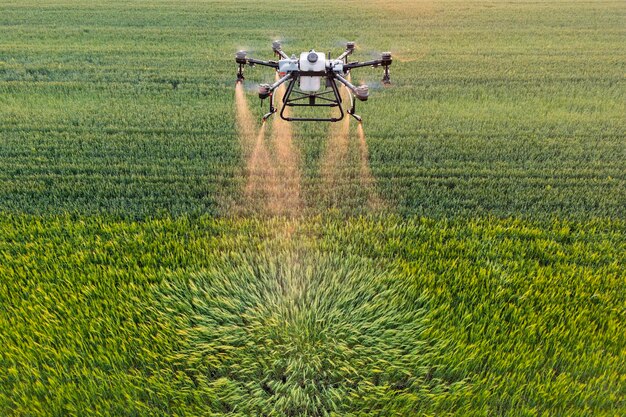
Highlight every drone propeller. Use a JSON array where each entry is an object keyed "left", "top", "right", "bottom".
[
  {"left": 268, "top": 35, "right": 296, "bottom": 56},
  {"left": 235, "top": 44, "right": 260, "bottom": 57},
  {"left": 356, "top": 79, "right": 383, "bottom": 92},
  {"left": 331, "top": 38, "right": 356, "bottom": 52},
  {"left": 331, "top": 39, "right": 355, "bottom": 59},
  {"left": 361, "top": 41, "right": 427, "bottom": 63},
  {"left": 268, "top": 35, "right": 294, "bottom": 44}
]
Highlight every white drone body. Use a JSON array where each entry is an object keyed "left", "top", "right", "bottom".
[{"left": 236, "top": 42, "right": 391, "bottom": 122}]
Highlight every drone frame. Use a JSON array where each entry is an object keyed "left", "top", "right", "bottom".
[{"left": 235, "top": 42, "right": 391, "bottom": 122}]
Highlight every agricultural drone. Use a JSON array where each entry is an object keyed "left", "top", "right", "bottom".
[{"left": 235, "top": 41, "right": 392, "bottom": 122}]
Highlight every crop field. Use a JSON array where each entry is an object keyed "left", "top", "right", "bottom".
[{"left": 0, "top": 0, "right": 625, "bottom": 416}]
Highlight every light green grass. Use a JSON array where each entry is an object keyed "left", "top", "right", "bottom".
[{"left": 1, "top": 215, "right": 624, "bottom": 415}]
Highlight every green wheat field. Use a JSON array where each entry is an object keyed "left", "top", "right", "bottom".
[{"left": 1, "top": 1, "right": 624, "bottom": 416}]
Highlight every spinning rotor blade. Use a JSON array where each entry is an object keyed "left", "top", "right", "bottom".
[
  {"left": 358, "top": 79, "right": 389, "bottom": 92},
  {"left": 235, "top": 44, "right": 261, "bottom": 57},
  {"left": 268, "top": 35, "right": 296, "bottom": 56}
]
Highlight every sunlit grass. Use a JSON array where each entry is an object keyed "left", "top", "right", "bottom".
[{"left": 1, "top": 215, "right": 624, "bottom": 415}]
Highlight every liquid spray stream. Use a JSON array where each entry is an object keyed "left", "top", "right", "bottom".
[
  {"left": 235, "top": 82, "right": 257, "bottom": 155},
  {"left": 271, "top": 72, "right": 302, "bottom": 215},
  {"left": 235, "top": 73, "right": 383, "bottom": 216},
  {"left": 319, "top": 74, "right": 352, "bottom": 208},
  {"left": 245, "top": 122, "right": 283, "bottom": 215},
  {"left": 234, "top": 84, "right": 281, "bottom": 215}
]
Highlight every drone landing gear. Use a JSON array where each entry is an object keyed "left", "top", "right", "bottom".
[
  {"left": 345, "top": 89, "right": 362, "bottom": 122},
  {"left": 262, "top": 95, "right": 276, "bottom": 121},
  {"left": 257, "top": 75, "right": 364, "bottom": 122},
  {"left": 278, "top": 77, "right": 345, "bottom": 122},
  {"left": 348, "top": 110, "right": 362, "bottom": 122}
]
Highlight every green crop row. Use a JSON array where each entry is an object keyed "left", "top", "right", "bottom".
[
  {"left": 1, "top": 214, "right": 624, "bottom": 416},
  {"left": 1, "top": 0, "right": 624, "bottom": 219}
]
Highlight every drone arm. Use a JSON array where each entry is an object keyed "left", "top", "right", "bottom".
[
  {"left": 344, "top": 53, "right": 392, "bottom": 84},
  {"left": 258, "top": 72, "right": 293, "bottom": 100},
  {"left": 259, "top": 73, "right": 294, "bottom": 120},
  {"left": 274, "top": 50, "right": 289, "bottom": 59},
  {"left": 343, "top": 59, "right": 385, "bottom": 70},
  {"left": 235, "top": 51, "right": 279, "bottom": 81},
  {"left": 246, "top": 57, "right": 279, "bottom": 69},
  {"left": 336, "top": 42, "right": 356, "bottom": 62},
  {"left": 272, "top": 41, "right": 290, "bottom": 59},
  {"left": 334, "top": 73, "right": 357, "bottom": 90},
  {"left": 336, "top": 48, "right": 354, "bottom": 61},
  {"left": 269, "top": 73, "right": 292, "bottom": 92},
  {"left": 334, "top": 73, "right": 368, "bottom": 101}
]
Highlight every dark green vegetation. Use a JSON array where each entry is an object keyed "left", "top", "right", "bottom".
[
  {"left": 1, "top": 0, "right": 624, "bottom": 218},
  {"left": 1, "top": 1, "right": 625, "bottom": 416}
]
